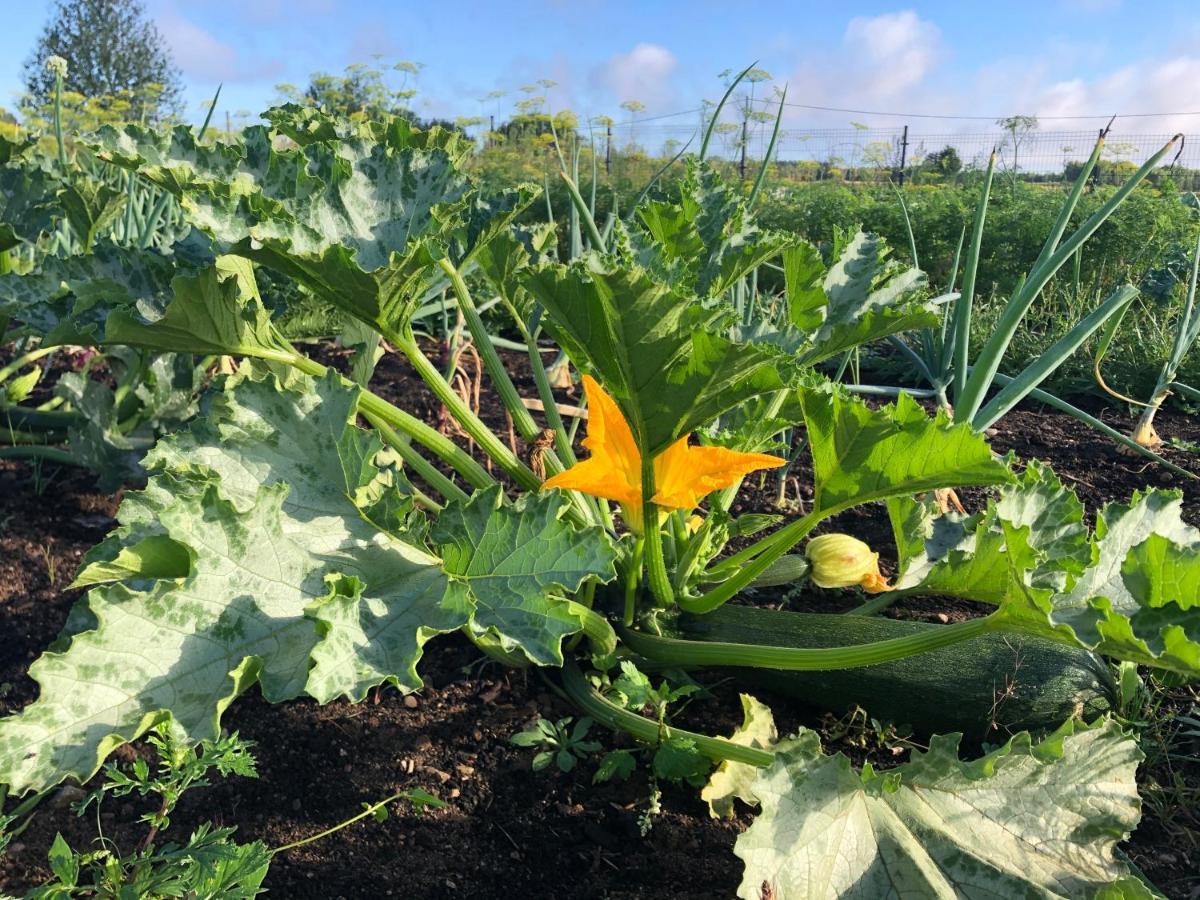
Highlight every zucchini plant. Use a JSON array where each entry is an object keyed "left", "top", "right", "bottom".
[
  {"left": 0, "top": 114, "right": 202, "bottom": 487},
  {"left": 1, "top": 104, "right": 1198, "bottom": 898}
]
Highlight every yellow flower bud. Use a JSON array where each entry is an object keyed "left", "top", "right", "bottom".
[
  {"left": 686, "top": 514, "right": 705, "bottom": 534},
  {"left": 805, "top": 534, "right": 891, "bottom": 594}
]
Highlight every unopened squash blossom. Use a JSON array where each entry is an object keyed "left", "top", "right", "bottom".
[
  {"left": 542, "top": 376, "right": 785, "bottom": 532},
  {"left": 805, "top": 533, "right": 892, "bottom": 593}
]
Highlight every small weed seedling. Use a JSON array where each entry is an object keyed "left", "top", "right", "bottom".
[
  {"left": 511, "top": 716, "right": 602, "bottom": 773},
  {"left": 31, "top": 726, "right": 271, "bottom": 899}
]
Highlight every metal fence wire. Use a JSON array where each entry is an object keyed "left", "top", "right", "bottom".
[{"left": 602, "top": 115, "right": 1200, "bottom": 188}]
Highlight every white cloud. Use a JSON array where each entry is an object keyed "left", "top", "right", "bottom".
[
  {"left": 595, "top": 43, "right": 679, "bottom": 110},
  {"left": 1027, "top": 55, "right": 1200, "bottom": 133},
  {"left": 154, "top": 9, "right": 286, "bottom": 85},
  {"left": 844, "top": 10, "right": 942, "bottom": 95},
  {"left": 779, "top": 10, "right": 943, "bottom": 123}
]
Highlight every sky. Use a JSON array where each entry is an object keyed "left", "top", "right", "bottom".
[{"left": 2, "top": 0, "right": 1199, "bottom": 138}]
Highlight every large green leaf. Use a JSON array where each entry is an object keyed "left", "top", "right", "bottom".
[
  {"left": 55, "top": 177, "right": 127, "bottom": 251},
  {"left": 0, "top": 164, "right": 60, "bottom": 253},
  {"left": 91, "top": 116, "right": 536, "bottom": 339},
  {"left": 701, "top": 694, "right": 794, "bottom": 819},
  {"left": 523, "top": 259, "right": 787, "bottom": 453},
  {"left": 892, "top": 466, "right": 1200, "bottom": 676},
  {"left": 994, "top": 491, "right": 1200, "bottom": 674},
  {"left": 104, "top": 264, "right": 288, "bottom": 358},
  {"left": 0, "top": 367, "right": 464, "bottom": 794},
  {"left": 798, "top": 385, "right": 1010, "bottom": 514},
  {"left": 994, "top": 461, "right": 1092, "bottom": 588},
  {"left": 735, "top": 718, "right": 1142, "bottom": 899},
  {"left": 54, "top": 369, "right": 152, "bottom": 490},
  {"left": 430, "top": 486, "right": 618, "bottom": 665},
  {"left": 630, "top": 160, "right": 799, "bottom": 299},
  {"left": 0, "top": 240, "right": 182, "bottom": 343},
  {"left": 739, "top": 229, "right": 935, "bottom": 366}
]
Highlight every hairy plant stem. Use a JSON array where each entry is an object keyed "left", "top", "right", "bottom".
[
  {"left": 362, "top": 411, "right": 466, "bottom": 507},
  {"left": 640, "top": 454, "right": 675, "bottom": 608},
  {"left": 265, "top": 348, "right": 496, "bottom": 492},
  {"left": 684, "top": 510, "right": 825, "bottom": 614},
  {"left": 390, "top": 332, "right": 542, "bottom": 493},
  {"left": 621, "top": 614, "right": 994, "bottom": 670},
  {"left": 560, "top": 663, "right": 773, "bottom": 768},
  {"left": 438, "top": 261, "right": 599, "bottom": 525},
  {"left": 624, "top": 537, "right": 645, "bottom": 626}
]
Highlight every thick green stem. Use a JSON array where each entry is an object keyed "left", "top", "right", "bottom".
[
  {"left": 52, "top": 72, "right": 67, "bottom": 168},
  {"left": 519, "top": 315, "right": 576, "bottom": 466},
  {"left": 624, "top": 537, "right": 645, "bottom": 626},
  {"left": 0, "top": 445, "right": 77, "bottom": 465},
  {"left": 438, "top": 263, "right": 597, "bottom": 523},
  {"left": 685, "top": 511, "right": 824, "bottom": 614},
  {"left": 640, "top": 454, "right": 674, "bottom": 608},
  {"left": 565, "top": 601, "right": 618, "bottom": 659},
  {"left": 560, "top": 662, "right": 773, "bottom": 768},
  {"left": 0, "top": 346, "right": 57, "bottom": 384},
  {"left": 269, "top": 348, "right": 496, "bottom": 491},
  {"left": 3, "top": 428, "right": 68, "bottom": 445},
  {"left": 845, "top": 590, "right": 903, "bottom": 617},
  {"left": 393, "top": 335, "right": 542, "bottom": 492},
  {"left": 621, "top": 614, "right": 995, "bottom": 670},
  {"left": 439, "top": 260, "right": 541, "bottom": 441},
  {"left": 362, "top": 411, "right": 467, "bottom": 507},
  {"left": 138, "top": 191, "right": 172, "bottom": 249},
  {"left": 1, "top": 407, "right": 80, "bottom": 431}
]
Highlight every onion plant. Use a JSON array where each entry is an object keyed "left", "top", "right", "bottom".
[
  {"left": 0, "top": 91, "right": 213, "bottom": 483},
  {"left": 0, "top": 100, "right": 1197, "bottom": 897},
  {"left": 882, "top": 130, "right": 1191, "bottom": 476},
  {"left": 1094, "top": 207, "right": 1200, "bottom": 449}
]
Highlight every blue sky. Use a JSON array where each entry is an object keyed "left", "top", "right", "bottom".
[{"left": 3, "top": 0, "right": 1199, "bottom": 135}]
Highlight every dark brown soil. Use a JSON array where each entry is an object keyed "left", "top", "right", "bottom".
[{"left": 1, "top": 343, "right": 1198, "bottom": 898}]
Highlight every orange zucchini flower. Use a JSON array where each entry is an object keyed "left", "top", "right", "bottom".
[{"left": 542, "top": 375, "right": 785, "bottom": 532}]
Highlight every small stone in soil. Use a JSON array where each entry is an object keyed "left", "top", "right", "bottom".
[{"left": 403, "top": 695, "right": 418, "bottom": 709}]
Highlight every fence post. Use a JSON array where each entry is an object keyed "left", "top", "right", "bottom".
[
  {"left": 605, "top": 124, "right": 612, "bottom": 176},
  {"left": 489, "top": 115, "right": 495, "bottom": 148},
  {"left": 897, "top": 124, "right": 909, "bottom": 185}
]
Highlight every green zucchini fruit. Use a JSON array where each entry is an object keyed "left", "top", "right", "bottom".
[{"left": 656, "top": 605, "right": 1116, "bottom": 737}]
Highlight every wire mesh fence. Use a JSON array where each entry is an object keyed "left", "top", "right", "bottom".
[{"left": 600, "top": 115, "right": 1200, "bottom": 188}]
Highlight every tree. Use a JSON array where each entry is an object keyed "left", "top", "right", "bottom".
[
  {"left": 996, "top": 114, "right": 1038, "bottom": 192},
  {"left": 23, "top": 0, "right": 182, "bottom": 117},
  {"left": 925, "top": 145, "right": 962, "bottom": 177}
]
